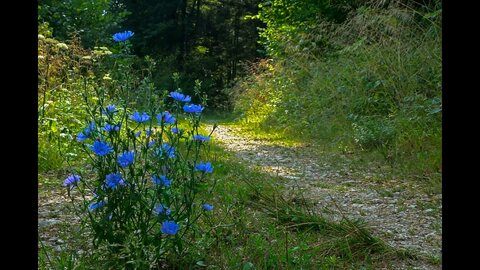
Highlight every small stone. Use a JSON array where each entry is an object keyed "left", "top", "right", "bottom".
[
  {"left": 371, "top": 199, "right": 382, "bottom": 204},
  {"left": 49, "top": 237, "right": 58, "bottom": 242}
]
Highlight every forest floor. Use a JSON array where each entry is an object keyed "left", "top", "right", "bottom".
[{"left": 204, "top": 121, "right": 442, "bottom": 269}]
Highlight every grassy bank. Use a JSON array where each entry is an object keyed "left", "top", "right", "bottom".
[{"left": 231, "top": 3, "right": 442, "bottom": 193}]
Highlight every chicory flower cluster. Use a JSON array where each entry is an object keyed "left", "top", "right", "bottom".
[
  {"left": 63, "top": 32, "right": 216, "bottom": 263},
  {"left": 66, "top": 88, "right": 215, "bottom": 241},
  {"left": 170, "top": 91, "right": 205, "bottom": 114}
]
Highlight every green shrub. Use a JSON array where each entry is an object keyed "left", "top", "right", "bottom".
[{"left": 352, "top": 117, "right": 397, "bottom": 151}]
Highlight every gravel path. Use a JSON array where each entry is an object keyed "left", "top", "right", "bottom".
[
  {"left": 39, "top": 186, "right": 75, "bottom": 252},
  {"left": 38, "top": 177, "right": 89, "bottom": 255},
  {"left": 207, "top": 124, "right": 442, "bottom": 269}
]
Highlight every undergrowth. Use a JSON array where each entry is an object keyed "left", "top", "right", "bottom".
[{"left": 232, "top": 1, "right": 442, "bottom": 193}]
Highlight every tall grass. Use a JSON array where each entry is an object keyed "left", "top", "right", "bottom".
[{"left": 232, "top": 1, "right": 442, "bottom": 189}]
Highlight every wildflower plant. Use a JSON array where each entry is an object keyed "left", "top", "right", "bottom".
[{"left": 63, "top": 31, "right": 218, "bottom": 267}]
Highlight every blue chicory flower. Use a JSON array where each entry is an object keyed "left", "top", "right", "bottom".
[
  {"left": 102, "top": 123, "right": 120, "bottom": 133},
  {"left": 152, "top": 175, "right": 172, "bottom": 186},
  {"left": 148, "top": 140, "right": 155, "bottom": 147},
  {"left": 77, "top": 122, "right": 95, "bottom": 141},
  {"left": 85, "top": 122, "right": 95, "bottom": 135},
  {"left": 171, "top": 127, "right": 181, "bottom": 134},
  {"left": 106, "top": 104, "right": 116, "bottom": 112},
  {"left": 105, "top": 172, "right": 126, "bottom": 189},
  {"left": 131, "top": 112, "right": 150, "bottom": 123},
  {"left": 77, "top": 132, "right": 88, "bottom": 142},
  {"left": 89, "top": 201, "right": 106, "bottom": 211},
  {"left": 135, "top": 131, "right": 142, "bottom": 137},
  {"left": 170, "top": 91, "right": 191, "bottom": 102},
  {"left": 90, "top": 140, "right": 113, "bottom": 156},
  {"left": 195, "top": 162, "right": 214, "bottom": 173},
  {"left": 63, "top": 174, "right": 81, "bottom": 187},
  {"left": 158, "top": 143, "right": 175, "bottom": 158},
  {"left": 193, "top": 134, "right": 210, "bottom": 141},
  {"left": 157, "top": 111, "right": 175, "bottom": 125},
  {"left": 112, "top": 30, "right": 134, "bottom": 42},
  {"left": 161, "top": 220, "right": 180, "bottom": 235},
  {"left": 103, "top": 104, "right": 117, "bottom": 115},
  {"left": 183, "top": 104, "right": 204, "bottom": 113},
  {"left": 202, "top": 204, "right": 214, "bottom": 211},
  {"left": 117, "top": 151, "right": 135, "bottom": 167},
  {"left": 153, "top": 204, "right": 171, "bottom": 215}
]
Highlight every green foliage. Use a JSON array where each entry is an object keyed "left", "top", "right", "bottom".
[
  {"left": 234, "top": 1, "right": 442, "bottom": 184},
  {"left": 38, "top": 0, "right": 129, "bottom": 47},
  {"left": 38, "top": 245, "right": 79, "bottom": 270},
  {"left": 117, "top": 0, "right": 263, "bottom": 109},
  {"left": 39, "top": 0, "right": 266, "bottom": 110},
  {"left": 230, "top": 59, "right": 288, "bottom": 124},
  {"left": 38, "top": 23, "right": 164, "bottom": 173},
  {"left": 254, "top": 0, "right": 361, "bottom": 57},
  {"left": 38, "top": 26, "right": 96, "bottom": 172},
  {"left": 352, "top": 117, "right": 397, "bottom": 151}
]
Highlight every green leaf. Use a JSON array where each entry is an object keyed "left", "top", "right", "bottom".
[{"left": 289, "top": 246, "right": 300, "bottom": 252}]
